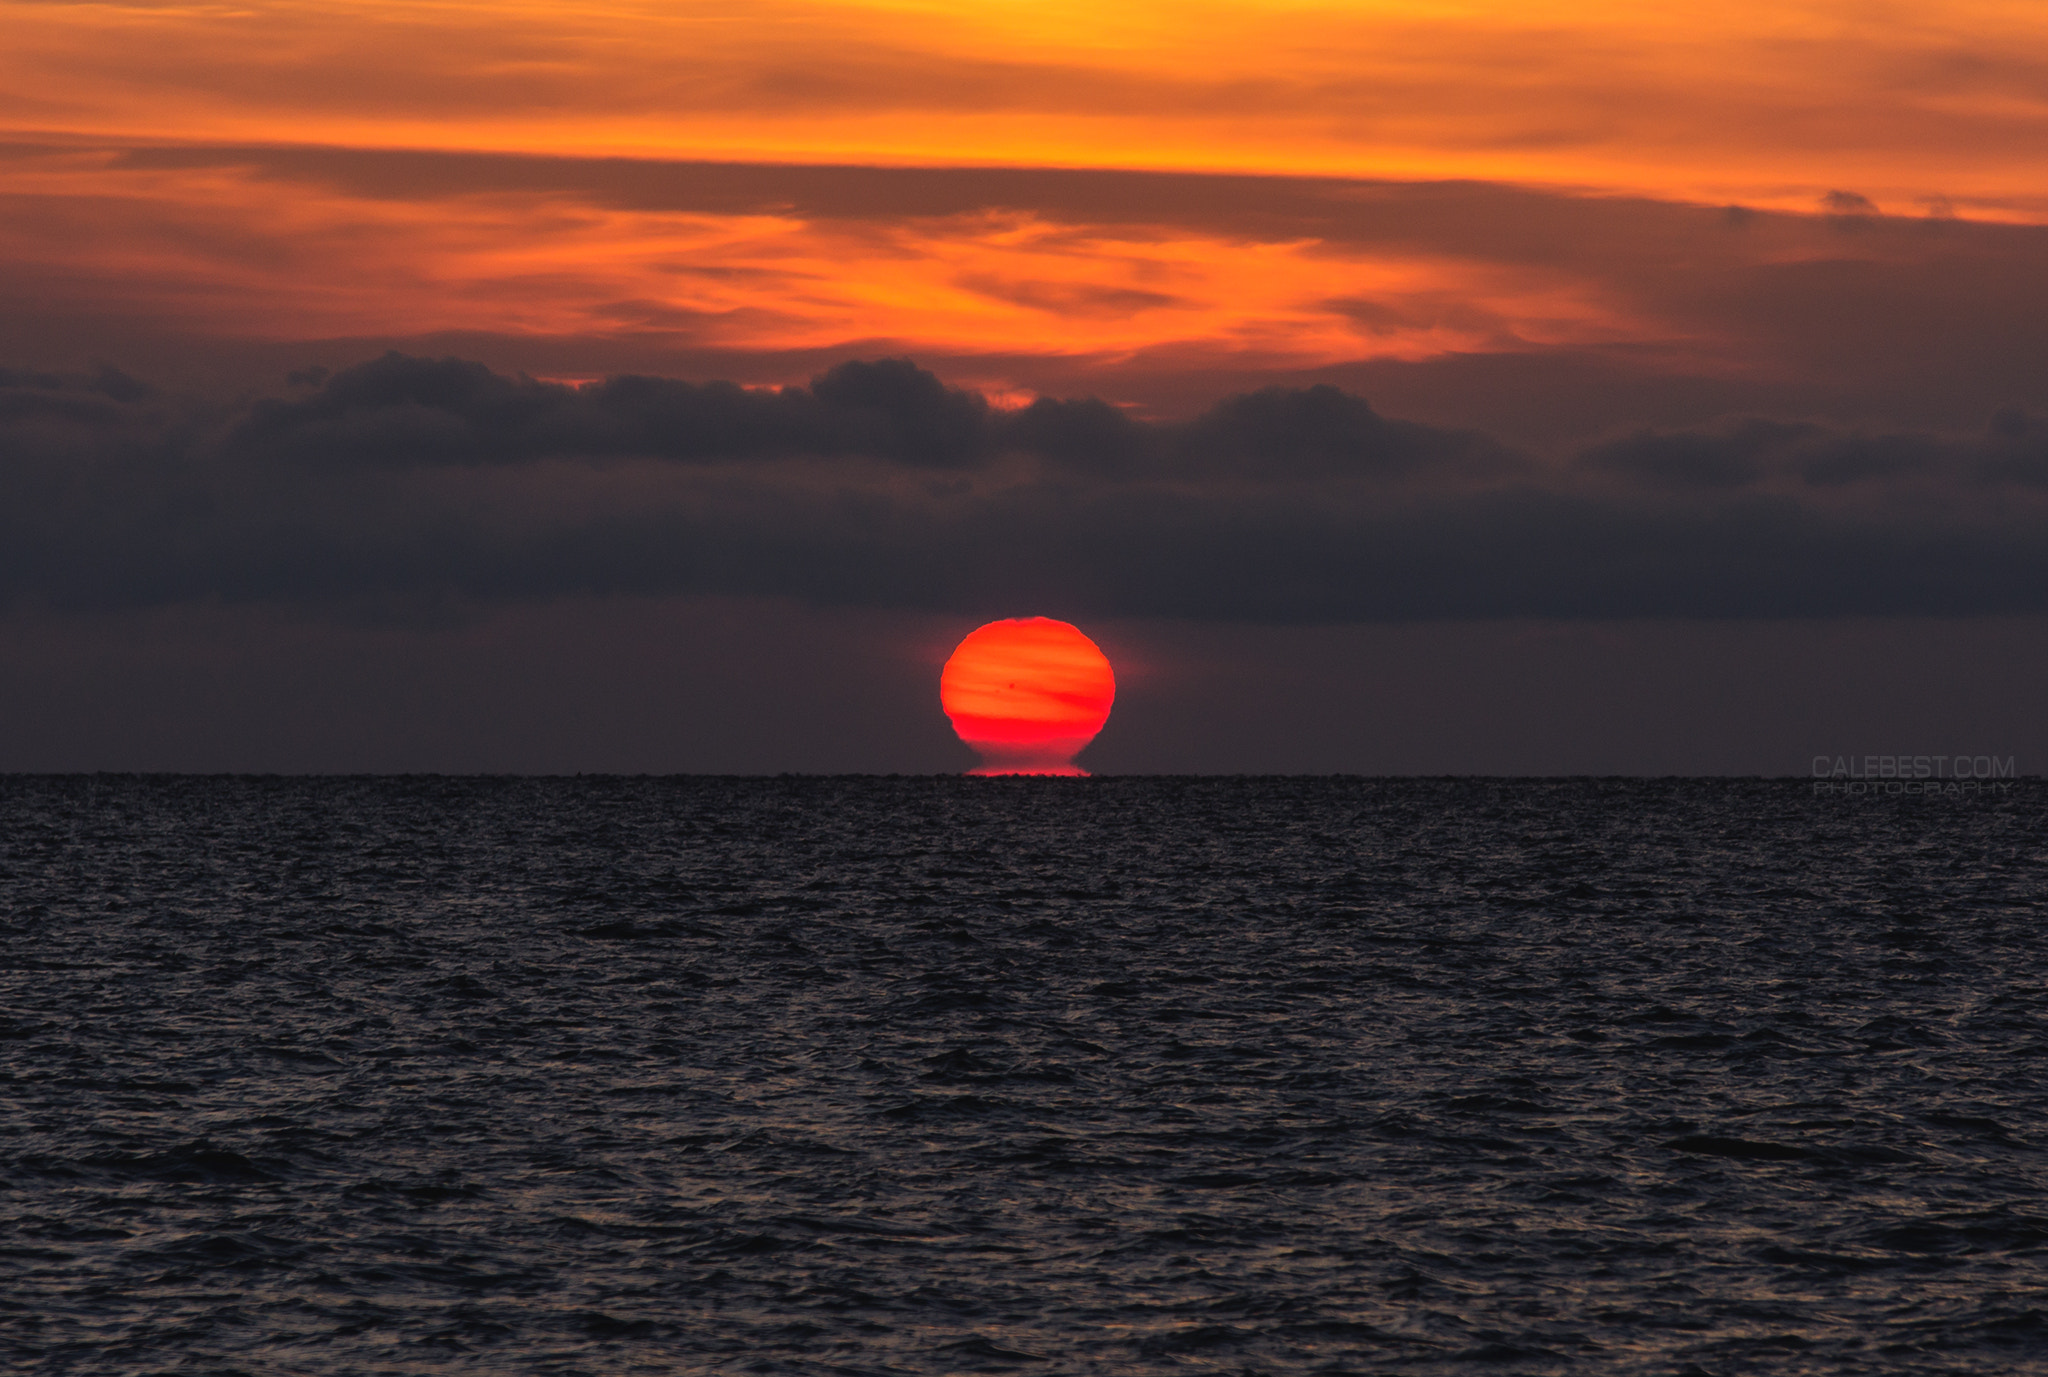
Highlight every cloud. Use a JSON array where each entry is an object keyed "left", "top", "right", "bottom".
[
  {"left": 17, "top": 0, "right": 2048, "bottom": 214},
  {"left": 3, "top": 354, "right": 2047, "bottom": 623},
  {"left": 227, "top": 353, "right": 993, "bottom": 471},
  {"left": 13, "top": 140, "right": 2048, "bottom": 453},
  {"left": 1822, "top": 189, "right": 1882, "bottom": 217}
]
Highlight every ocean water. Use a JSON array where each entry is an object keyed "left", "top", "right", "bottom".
[{"left": 1, "top": 775, "right": 2044, "bottom": 1375}]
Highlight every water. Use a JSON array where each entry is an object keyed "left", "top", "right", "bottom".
[{"left": 2, "top": 776, "right": 2044, "bottom": 1374}]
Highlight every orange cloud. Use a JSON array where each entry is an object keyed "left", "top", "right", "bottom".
[
  {"left": 0, "top": 142, "right": 1669, "bottom": 376},
  {"left": 10, "top": 137, "right": 2048, "bottom": 441},
  {"left": 6, "top": 1, "right": 2048, "bottom": 216},
  {"left": 7, "top": 3, "right": 2048, "bottom": 435}
]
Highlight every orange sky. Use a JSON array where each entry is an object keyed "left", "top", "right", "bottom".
[
  {"left": 6, "top": 0, "right": 2048, "bottom": 417},
  {"left": 13, "top": 1, "right": 2048, "bottom": 211}
]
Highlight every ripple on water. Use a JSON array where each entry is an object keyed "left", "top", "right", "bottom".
[{"left": 0, "top": 775, "right": 2043, "bottom": 1373}]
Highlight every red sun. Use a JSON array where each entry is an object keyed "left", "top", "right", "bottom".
[{"left": 940, "top": 617, "right": 1116, "bottom": 776}]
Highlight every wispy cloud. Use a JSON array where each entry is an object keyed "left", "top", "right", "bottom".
[
  {"left": 7, "top": 142, "right": 2048, "bottom": 439},
  {"left": 7, "top": 0, "right": 2048, "bottom": 212}
]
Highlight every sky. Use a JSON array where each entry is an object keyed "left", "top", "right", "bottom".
[{"left": 3, "top": 0, "right": 2046, "bottom": 773}]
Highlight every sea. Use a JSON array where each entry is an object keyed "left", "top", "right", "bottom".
[{"left": 1, "top": 776, "right": 2043, "bottom": 1375}]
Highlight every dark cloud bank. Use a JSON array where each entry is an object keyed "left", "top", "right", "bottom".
[{"left": 6, "top": 352, "right": 2048, "bottom": 624}]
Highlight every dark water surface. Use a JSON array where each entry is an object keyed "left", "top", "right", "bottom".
[{"left": 2, "top": 776, "right": 2044, "bottom": 1375}]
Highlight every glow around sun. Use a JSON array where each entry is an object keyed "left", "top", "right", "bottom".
[{"left": 940, "top": 617, "right": 1115, "bottom": 776}]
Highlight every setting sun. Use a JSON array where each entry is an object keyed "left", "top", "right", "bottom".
[{"left": 940, "top": 617, "right": 1115, "bottom": 775}]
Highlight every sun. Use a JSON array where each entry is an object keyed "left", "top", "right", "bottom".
[{"left": 940, "top": 617, "right": 1116, "bottom": 776}]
